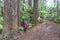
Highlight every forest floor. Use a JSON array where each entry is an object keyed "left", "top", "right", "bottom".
[
  {"left": 1, "top": 18, "right": 60, "bottom": 40},
  {"left": 17, "top": 18, "right": 60, "bottom": 40}
]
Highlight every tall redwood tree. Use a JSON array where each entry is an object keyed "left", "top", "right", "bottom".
[
  {"left": 33, "top": 0, "right": 39, "bottom": 25},
  {"left": 2, "top": 0, "right": 17, "bottom": 40}
]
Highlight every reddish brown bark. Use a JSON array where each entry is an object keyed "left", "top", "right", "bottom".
[
  {"left": 17, "top": 0, "right": 21, "bottom": 26},
  {"left": 32, "top": 0, "right": 39, "bottom": 25},
  {"left": 28, "top": 0, "right": 32, "bottom": 7},
  {"left": 2, "top": 0, "right": 17, "bottom": 40}
]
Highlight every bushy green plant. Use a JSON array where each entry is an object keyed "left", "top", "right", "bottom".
[
  {"left": 47, "top": 13, "right": 60, "bottom": 24},
  {"left": 21, "top": 10, "right": 30, "bottom": 22},
  {"left": 38, "top": 17, "right": 43, "bottom": 23},
  {"left": 54, "top": 16, "right": 60, "bottom": 23},
  {"left": 18, "top": 9, "right": 34, "bottom": 31},
  {"left": 18, "top": 26, "right": 24, "bottom": 31},
  {"left": 27, "top": 23, "right": 34, "bottom": 30},
  {"left": 0, "top": 16, "right": 3, "bottom": 24},
  {"left": 0, "top": 24, "right": 3, "bottom": 30},
  {"left": 26, "top": 7, "right": 33, "bottom": 14},
  {"left": 40, "top": 11, "right": 49, "bottom": 18},
  {"left": 17, "top": 23, "right": 34, "bottom": 31},
  {"left": 47, "top": 13, "right": 55, "bottom": 21},
  {"left": 58, "top": 17, "right": 60, "bottom": 23}
]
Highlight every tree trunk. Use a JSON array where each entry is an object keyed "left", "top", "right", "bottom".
[
  {"left": 2, "top": 0, "right": 17, "bottom": 40},
  {"left": 32, "top": 0, "right": 39, "bottom": 25},
  {"left": 57, "top": 0, "right": 58, "bottom": 18},
  {"left": 17, "top": 0, "right": 21, "bottom": 26},
  {"left": 28, "top": 0, "right": 32, "bottom": 7}
]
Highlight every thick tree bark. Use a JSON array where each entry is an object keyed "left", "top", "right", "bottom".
[
  {"left": 28, "top": 0, "right": 32, "bottom": 7},
  {"left": 32, "top": 0, "right": 39, "bottom": 25},
  {"left": 17, "top": 0, "right": 21, "bottom": 26},
  {"left": 2, "top": 0, "right": 17, "bottom": 40}
]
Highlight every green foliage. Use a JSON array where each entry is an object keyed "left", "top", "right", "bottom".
[
  {"left": 27, "top": 23, "right": 34, "bottom": 30},
  {"left": 18, "top": 23, "right": 34, "bottom": 31},
  {"left": 21, "top": 10, "right": 31, "bottom": 22},
  {"left": 0, "top": 16, "right": 3, "bottom": 24},
  {"left": 20, "top": 7, "right": 33, "bottom": 23},
  {"left": 41, "top": 11, "right": 49, "bottom": 17},
  {"left": 0, "top": 0, "right": 3, "bottom": 31},
  {"left": 38, "top": 17, "right": 43, "bottom": 23},
  {"left": 47, "top": 13, "right": 60, "bottom": 24},
  {"left": 18, "top": 26, "right": 24, "bottom": 31},
  {"left": 19, "top": 8, "right": 34, "bottom": 31},
  {"left": 26, "top": 7, "right": 33, "bottom": 14},
  {"left": 0, "top": 16, "right": 3, "bottom": 31},
  {"left": 47, "top": 14, "right": 54, "bottom": 21},
  {"left": 53, "top": 16, "right": 60, "bottom": 23},
  {"left": 0, "top": 24, "right": 3, "bottom": 29},
  {"left": 0, "top": 0, "right": 4, "bottom": 7}
]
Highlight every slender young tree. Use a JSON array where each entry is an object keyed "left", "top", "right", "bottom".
[
  {"left": 32, "top": 0, "right": 39, "bottom": 25},
  {"left": 23, "top": 0, "right": 25, "bottom": 10},
  {"left": 17, "top": 0, "right": 21, "bottom": 26},
  {"left": 2, "top": 0, "right": 17, "bottom": 40},
  {"left": 57, "top": 0, "right": 58, "bottom": 18},
  {"left": 28, "top": 0, "right": 32, "bottom": 7}
]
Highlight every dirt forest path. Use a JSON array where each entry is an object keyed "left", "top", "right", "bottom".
[{"left": 17, "top": 18, "right": 60, "bottom": 40}]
